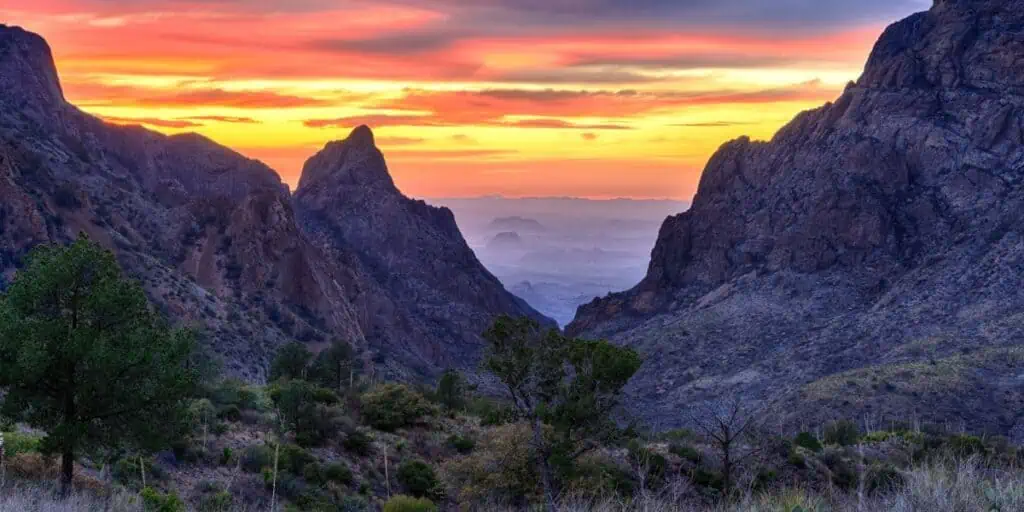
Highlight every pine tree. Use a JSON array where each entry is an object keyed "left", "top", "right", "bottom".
[{"left": 0, "top": 236, "right": 198, "bottom": 491}]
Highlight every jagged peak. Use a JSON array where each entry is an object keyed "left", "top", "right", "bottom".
[
  {"left": 296, "top": 125, "right": 397, "bottom": 193},
  {"left": 0, "top": 24, "right": 66, "bottom": 114}
]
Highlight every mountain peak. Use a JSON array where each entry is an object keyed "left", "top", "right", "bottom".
[
  {"left": 296, "top": 125, "right": 395, "bottom": 192},
  {"left": 0, "top": 25, "right": 65, "bottom": 117}
]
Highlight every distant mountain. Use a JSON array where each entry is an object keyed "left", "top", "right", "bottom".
[
  {"left": 0, "top": 24, "right": 550, "bottom": 381},
  {"left": 488, "top": 216, "right": 545, "bottom": 232},
  {"left": 485, "top": 231, "right": 524, "bottom": 251},
  {"left": 570, "top": 0, "right": 1024, "bottom": 435}
]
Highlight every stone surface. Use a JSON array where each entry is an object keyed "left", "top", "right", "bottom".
[
  {"left": 0, "top": 24, "right": 548, "bottom": 382},
  {"left": 569, "top": 0, "right": 1024, "bottom": 434}
]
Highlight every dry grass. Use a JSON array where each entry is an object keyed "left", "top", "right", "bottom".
[{"left": 0, "top": 483, "right": 141, "bottom": 511}]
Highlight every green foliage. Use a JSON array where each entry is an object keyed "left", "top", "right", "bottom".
[
  {"left": 205, "top": 379, "right": 266, "bottom": 412},
  {"left": 141, "top": 487, "right": 185, "bottom": 512},
  {"left": 467, "top": 397, "right": 517, "bottom": 426},
  {"left": 566, "top": 458, "right": 636, "bottom": 497},
  {"left": 0, "top": 236, "right": 199, "bottom": 486},
  {"left": 308, "top": 339, "right": 360, "bottom": 391},
  {"left": 220, "top": 447, "right": 233, "bottom": 466},
  {"left": 278, "top": 443, "right": 316, "bottom": 475},
  {"left": 360, "top": 383, "right": 436, "bottom": 432},
  {"left": 436, "top": 369, "right": 467, "bottom": 413},
  {"left": 241, "top": 444, "right": 273, "bottom": 473},
  {"left": 947, "top": 434, "right": 988, "bottom": 458},
  {"left": 342, "top": 429, "right": 374, "bottom": 456},
  {"left": 691, "top": 467, "right": 724, "bottom": 491},
  {"left": 216, "top": 404, "right": 241, "bottom": 422},
  {"left": 383, "top": 495, "right": 437, "bottom": 512},
  {"left": 397, "top": 460, "right": 442, "bottom": 499},
  {"left": 269, "top": 341, "right": 312, "bottom": 382},
  {"left": 482, "top": 315, "right": 642, "bottom": 498},
  {"left": 447, "top": 434, "right": 475, "bottom": 454},
  {"left": 823, "top": 420, "right": 860, "bottom": 447},
  {"left": 269, "top": 379, "right": 343, "bottom": 446},
  {"left": 198, "top": 491, "right": 233, "bottom": 512},
  {"left": 794, "top": 432, "right": 823, "bottom": 452},
  {"left": 668, "top": 443, "right": 702, "bottom": 463},
  {"left": 1, "top": 431, "right": 42, "bottom": 457},
  {"left": 324, "top": 462, "right": 354, "bottom": 485}
]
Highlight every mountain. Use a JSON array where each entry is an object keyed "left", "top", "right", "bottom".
[
  {"left": 569, "top": 0, "right": 1024, "bottom": 435},
  {"left": 488, "top": 216, "right": 546, "bottom": 232},
  {"left": 293, "top": 127, "right": 550, "bottom": 378},
  {"left": 0, "top": 24, "right": 549, "bottom": 382}
]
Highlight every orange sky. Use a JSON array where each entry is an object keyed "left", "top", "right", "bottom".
[{"left": 2, "top": 0, "right": 928, "bottom": 199}]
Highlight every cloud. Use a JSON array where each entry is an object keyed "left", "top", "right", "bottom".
[
  {"left": 101, "top": 116, "right": 203, "bottom": 128},
  {"left": 132, "top": 89, "right": 330, "bottom": 108},
  {"left": 376, "top": 136, "right": 428, "bottom": 146},
  {"left": 670, "top": 121, "right": 756, "bottom": 127},
  {"left": 581, "top": 132, "right": 598, "bottom": 141},
  {"left": 179, "top": 115, "right": 261, "bottom": 123}
]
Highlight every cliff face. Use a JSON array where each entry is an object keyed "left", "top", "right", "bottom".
[
  {"left": 0, "top": 24, "right": 547, "bottom": 381},
  {"left": 569, "top": 0, "right": 1024, "bottom": 434},
  {"left": 294, "top": 127, "right": 551, "bottom": 379}
]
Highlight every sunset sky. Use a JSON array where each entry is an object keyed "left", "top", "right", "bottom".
[{"left": 3, "top": 0, "right": 929, "bottom": 199}]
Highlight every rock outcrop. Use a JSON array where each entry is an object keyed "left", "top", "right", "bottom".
[
  {"left": 0, "top": 24, "right": 548, "bottom": 381},
  {"left": 294, "top": 127, "right": 550, "bottom": 379},
  {"left": 569, "top": 0, "right": 1024, "bottom": 434}
]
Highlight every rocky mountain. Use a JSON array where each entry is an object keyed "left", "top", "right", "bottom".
[
  {"left": 0, "top": 24, "right": 548, "bottom": 382},
  {"left": 569, "top": 0, "right": 1024, "bottom": 435},
  {"left": 294, "top": 127, "right": 550, "bottom": 378}
]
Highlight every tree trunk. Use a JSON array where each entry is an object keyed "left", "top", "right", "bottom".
[
  {"left": 722, "top": 440, "right": 732, "bottom": 500},
  {"left": 60, "top": 449, "right": 74, "bottom": 495},
  {"left": 532, "top": 417, "right": 556, "bottom": 512}
]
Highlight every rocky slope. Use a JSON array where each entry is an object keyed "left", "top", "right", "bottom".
[
  {"left": 294, "top": 127, "right": 549, "bottom": 379},
  {"left": 569, "top": 0, "right": 1024, "bottom": 435},
  {"left": 0, "top": 24, "right": 547, "bottom": 381}
]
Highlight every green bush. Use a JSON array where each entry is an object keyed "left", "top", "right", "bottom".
[
  {"left": 270, "top": 380, "right": 345, "bottom": 446},
  {"left": 279, "top": 444, "right": 316, "bottom": 475},
  {"left": 383, "top": 495, "right": 437, "bottom": 512},
  {"left": 241, "top": 444, "right": 274, "bottom": 473},
  {"left": 447, "top": 434, "right": 475, "bottom": 454},
  {"left": 220, "top": 447, "right": 233, "bottom": 466},
  {"left": 397, "top": 460, "right": 441, "bottom": 499},
  {"left": 343, "top": 429, "right": 374, "bottom": 456},
  {"left": 361, "top": 383, "right": 436, "bottom": 432},
  {"left": 668, "top": 443, "right": 702, "bottom": 463},
  {"left": 823, "top": 420, "right": 860, "bottom": 446},
  {"left": 198, "top": 490, "right": 233, "bottom": 512},
  {"left": 691, "top": 468, "right": 724, "bottom": 491},
  {"left": 1, "top": 431, "right": 41, "bottom": 457},
  {"left": 947, "top": 434, "right": 988, "bottom": 458},
  {"left": 302, "top": 462, "right": 324, "bottom": 485},
  {"left": 141, "top": 487, "right": 185, "bottom": 512},
  {"left": 794, "top": 432, "right": 823, "bottom": 452},
  {"left": 217, "top": 404, "right": 241, "bottom": 422},
  {"left": 324, "top": 462, "right": 354, "bottom": 485}
]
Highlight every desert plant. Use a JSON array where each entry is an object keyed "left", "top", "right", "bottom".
[
  {"left": 383, "top": 495, "right": 437, "bottom": 512},
  {"left": 360, "top": 383, "right": 436, "bottom": 432},
  {"left": 823, "top": 420, "right": 860, "bottom": 447}
]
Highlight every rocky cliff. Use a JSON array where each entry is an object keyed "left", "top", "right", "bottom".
[
  {"left": 0, "top": 24, "right": 547, "bottom": 381},
  {"left": 569, "top": 0, "right": 1024, "bottom": 435},
  {"left": 294, "top": 127, "right": 550, "bottom": 379}
]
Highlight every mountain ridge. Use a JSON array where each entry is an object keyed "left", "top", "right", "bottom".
[
  {"left": 569, "top": 0, "right": 1024, "bottom": 435},
  {"left": 0, "top": 24, "right": 550, "bottom": 382}
]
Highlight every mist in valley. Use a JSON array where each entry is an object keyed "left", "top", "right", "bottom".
[{"left": 432, "top": 197, "right": 689, "bottom": 326}]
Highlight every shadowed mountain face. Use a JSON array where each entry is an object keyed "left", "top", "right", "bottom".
[
  {"left": 0, "top": 24, "right": 549, "bottom": 382},
  {"left": 569, "top": 0, "right": 1024, "bottom": 436},
  {"left": 294, "top": 128, "right": 552, "bottom": 379}
]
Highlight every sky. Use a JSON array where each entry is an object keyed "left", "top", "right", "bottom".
[{"left": 3, "top": 0, "right": 930, "bottom": 199}]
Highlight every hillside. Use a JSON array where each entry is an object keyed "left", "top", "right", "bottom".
[
  {"left": 569, "top": 0, "right": 1024, "bottom": 435},
  {"left": 0, "top": 24, "right": 549, "bottom": 382}
]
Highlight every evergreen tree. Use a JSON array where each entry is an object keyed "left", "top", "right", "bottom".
[
  {"left": 436, "top": 369, "right": 467, "bottom": 414},
  {"left": 268, "top": 341, "right": 312, "bottom": 382},
  {"left": 309, "top": 339, "right": 359, "bottom": 392},
  {"left": 0, "top": 236, "right": 198, "bottom": 490},
  {"left": 483, "top": 316, "right": 641, "bottom": 511}
]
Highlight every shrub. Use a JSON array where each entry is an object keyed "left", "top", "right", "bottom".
[
  {"left": 269, "top": 341, "right": 312, "bottom": 382},
  {"left": 823, "top": 420, "right": 860, "bottom": 446},
  {"left": 270, "top": 380, "right": 345, "bottom": 446},
  {"left": 383, "top": 495, "right": 437, "bottom": 512},
  {"left": 668, "top": 443, "right": 702, "bottom": 463},
  {"left": 302, "top": 462, "right": 324, "bottom": 484},
  {"left": 241, "top": 444, "right": 274, "bottom": 473},
  {"left": 325, "top": 462, "right": 354, "bottom": 485},
  {"left": 794, "top": 432, "right": 823, "bottom": 452},
  {"left": 441, "top": 422, "right": 540, "bottom": 506},
  {"left": 279, "top": 444, "right": 316, "bottom": 475},
  {"left": 436, "top": 369, "right": 467, "bottom": 413},
  {"left": 343, "top": 429, "right": 375, "bottom": 456},
  {"left": 566, "top": 457, "right": 636, "bottom": 497},
  {"left": 1, "top": 431, "right": 41, "bottom": 457},
  {"left": 339, "top": 495, "right": 369, "bottom": 512},
  {"left": 220, "top": 447, "right": 233, "bottom": 466},
  {"left": 360, "top": 383, "right": 436, "bottom": 432},
  {"left": 447, "top": 434, "right": 475, "bottom": 454},
  {"left": 198, "top": 491, "right": 233, "bottom": 512},
  {"left": 397, "top": 460, "right": 441, "bottom": 499},
  {"left": 217, "top": 404, "right": 242, "bottom": 422},
  {"left": 141, "top": 487, "right": 185, "bottom": 512},
  {"left": 947, "top": 434, "right": 988, "bottom": 458}
]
